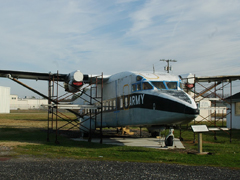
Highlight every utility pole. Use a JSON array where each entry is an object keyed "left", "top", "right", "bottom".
[{"left": 160, "top": 59, "right": 177, "bottom": 73}]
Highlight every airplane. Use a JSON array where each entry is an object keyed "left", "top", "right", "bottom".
[{"left": 0, "top": 69, "right": 199, "bottom": 146}]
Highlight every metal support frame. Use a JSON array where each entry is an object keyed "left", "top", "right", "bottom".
[
  {"left": 179, "top": 75, "right": 237, "bottom": 143},
  {"left": 7, "top": 70, "right": 103, "bottom": 144},
  {"left": 179, "top": 75, "right": 193, "bottom": 141},
  {"left": 193, "top": 77, "right": 234, "bottom": 142},
  {"left": 46, "top": 72, "right": 104, "bottom": 144}
]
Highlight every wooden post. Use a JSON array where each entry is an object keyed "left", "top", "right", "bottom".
[
  {"left": 191, "top": 125, "right": 209, "bottom": 155},
  {"left": 198, "top": 133, "right": 202, "bottom": 154}
]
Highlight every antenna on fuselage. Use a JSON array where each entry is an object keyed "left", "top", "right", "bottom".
[{"left": 153, "top": 64, "right": 155, "bottom": 74}]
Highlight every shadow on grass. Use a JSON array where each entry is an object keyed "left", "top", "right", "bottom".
[
  {"left": 2, "top": 127, "right": 240, "bottom": 168},
  {"left": 0, "top": 127, "right": 122, "bottom": 149},
  {"left": 1, "top": 127, "right": 155, "bottom": 162}
]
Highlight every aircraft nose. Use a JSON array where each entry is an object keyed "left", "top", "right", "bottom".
[
  {"left": 181, "top": 106, "right": 199, "bottom": 123},
  {"left": 184, "top": 106, "right": 199, "bottom": 115}
]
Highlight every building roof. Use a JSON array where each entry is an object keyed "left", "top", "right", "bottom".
[
  {"left": 225, "top": 92, "right": 240, "bottom": 101},
  {"left": 195, "top": 75, "right": 240, "bottom": 82}
]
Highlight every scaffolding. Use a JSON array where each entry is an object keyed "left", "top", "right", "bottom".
[
  {"left": 5, "top": 70, "right": 239, "bottom": 144},
  {"left": 46, "top": 72, "right": 104, "bottom": 144},
  {"left": 180, "top": 75, "right": 240, "bottom": 142},
  {"left": 4, "top": 70, "right": 104, "bottom": 144}
]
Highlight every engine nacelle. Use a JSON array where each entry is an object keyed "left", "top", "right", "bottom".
[
  {"left": 64, "top": 70, "right": 84, "bottom": 92},
  {"left": 179, "top": 73, "right": 195, "bottom": 89}
]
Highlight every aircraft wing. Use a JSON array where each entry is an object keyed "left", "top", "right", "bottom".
[
  {"left": 0, "top": 70, "right": 67, "bottom": 81},
  {"left": 0, "top": 70, "right": 110, "bottom": 83},
  {"left": 0, "top": 69, "right": 110, "bottom": 94}
]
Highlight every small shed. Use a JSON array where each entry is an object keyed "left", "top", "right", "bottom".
[
  {"left": 195, "top": 99, "right": 212, "bottom": 121},
  {"left": 0, "top": 86, "right": 10, "bottom": 113},
  {"left": 226, "top": 92, "right": 240, "bottom": 129}
]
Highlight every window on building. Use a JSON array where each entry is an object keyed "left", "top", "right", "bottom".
[{"left": 235, "top": 102, "right": 240, "bottom": 115}]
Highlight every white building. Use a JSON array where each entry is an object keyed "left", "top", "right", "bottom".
[
  {"left": 0, "top": 86, "right": 10, "bottom": 113},
  {"left": 10, "top": 95, "right": 48, "bottom": 110},
  {"left": 195, "top": 99, "right": 212, "bottom": 121},
  {"left": 226, "top": 92, "right": 240, "bottom": 129},
  {"left": 181, "top": 73, "right": 227, "bottom": 123},
  {"left": 194, "top": 98, "right": 227, "bottom": 122}
]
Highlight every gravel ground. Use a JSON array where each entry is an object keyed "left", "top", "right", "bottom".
[{"left": 0, "top": 157, "right": 240, "bottom": 180}]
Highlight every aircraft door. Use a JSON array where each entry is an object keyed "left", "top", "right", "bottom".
[
  {"left": 123, "top": 84, "right": 130, "bottom": 110},
  {"left": 117, "top": 75, "right": 132, "bottom": 126}
]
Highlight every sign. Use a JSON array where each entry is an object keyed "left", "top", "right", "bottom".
[{"left": 191, "top": 125, "right": 209, "bottom": 133}]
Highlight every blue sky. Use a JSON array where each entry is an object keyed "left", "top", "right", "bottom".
[{"left": 0, "top": 0, "right": 240, "bottom": 97}]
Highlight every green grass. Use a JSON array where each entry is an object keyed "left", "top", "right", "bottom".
[{"left": 1, "top": 112, "right": 240, "bottom": 168}]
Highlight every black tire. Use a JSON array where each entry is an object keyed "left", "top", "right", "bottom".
[
  {"left": 83, "top": 132, "right": 89, "bottom": 137},
  {"left": 151, "top": 132, "right": 158, "bottom": 137},
  {"left": 165, "top": 136, "right": 173, "bottom": 146}
]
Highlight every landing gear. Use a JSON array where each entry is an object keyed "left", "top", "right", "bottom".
[
  {"left": 165, "top": 136, "right": 173, "bottom": 146},
  {"left": 151, "top": 131, "right": 159, "bottom": 137},
  {"left": 148, "top": 126, "right": 175, "bottom": 146},
  {"left": 165, "top": 128, "right": 174, "bottom": 146}
]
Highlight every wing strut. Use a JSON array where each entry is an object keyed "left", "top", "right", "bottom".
[
  {"left": 8, "top": 75, "right": 79, "bottom": 116},
  {"left": 6, "top": 71, "right": 104, "bottom": 144}
]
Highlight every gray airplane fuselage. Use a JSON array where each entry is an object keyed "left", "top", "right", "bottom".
[{"left": 74, "top": 71, "right": 199, "bottom": 131}]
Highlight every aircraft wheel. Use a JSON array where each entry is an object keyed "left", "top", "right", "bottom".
[
  {"left": 165, "top": 136, "right": 173, "bottom": 146},
  {"left": 151, "top": 132, "right": 158, "bottom": 137},
  {"left": 81, "top": 132, "right": 89, "bottom": 137}
]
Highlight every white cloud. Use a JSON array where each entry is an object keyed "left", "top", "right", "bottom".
[
  {"left": 0, "top": 0, "right": 240, "bottom": 96},
  {"left": 122, "top": 0, "right": 240, "bottom": 75}
]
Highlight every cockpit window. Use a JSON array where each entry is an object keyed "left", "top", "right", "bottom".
[
  {"left": 142, "top": 82, "right": 153, "bottom": 90},
  {"left": 165, "top": 82, "right": 178, "bottom": 89},
  {"left": 132, "top": 81, "right": 153, "bottom": 92},
  {"left": 137, "top": 83, "right": 141, "bottom": 90},
  {"left": 151, "top": 81, "right": 179, "bottom": 90},
  {"left": 132, "top": 83, "right": 141, "bottom": 92},
  {"left": 151, "top": 82, "right": 166, "bottom": 90},
  {"left": 132, "top": 84, "right": 137, "bottom": 92},
  {"left": 136, "top": 76, "right": 143, "bottom": 81}
]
